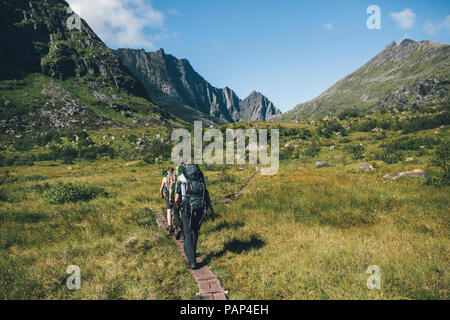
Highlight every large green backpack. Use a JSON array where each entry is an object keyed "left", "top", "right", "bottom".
[{"left": 183, "top": 165, "right": 207, "bottom": 229}]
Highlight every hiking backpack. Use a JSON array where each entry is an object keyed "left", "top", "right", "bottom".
[
  {"left": 183, "top": 165, "right": 207, "bottom": 229},
  {"left": 164, "top": 173, "right": 174, "bottom": 196}
]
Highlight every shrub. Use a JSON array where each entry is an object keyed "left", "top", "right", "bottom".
[
  {"left": 344, "top": 144, "right": 365, "bottom": 160},
  {"left": 14, "top": 155, "right": 35, "bottom": 166},
  {"left": 61, "top": 146, "right": 78, "bottom": 159},
  {"left": 375, "top": 150, "right": 404, "bottom": 164},
  {"left": 430, "top": 142, "right": 449, "bottom": 184},
  {"left": 338, "top": 108, "right": 360, "bottom": 120},
  {"left": 304, "top": 138, "right": 321, "bottom": 157},
  {"left": 280, "top": 145, "right": 298, "bottom": 160},
  {"left": 23, "top": 175, "right": 47, "bottom": 182},
  {"left": 44, "top": 183, "right": 107, "bottom": 204},
  {"left": 142, "top": 153, "right": 155, "bottom": 164},
  {"left": 143, "top": 140, "right": 171, "bottom": 161},
  {"left": 96, "top": 144, "right": 116, "bottom": 158},
  {"left": 356, "top": 119, "right": 377, "bottom": 132},
  {"left": 0, "top": 189, "right": 8, "bottom": 202},
  {"left": 317, "top": 120, "right": 347, "bottom": 138},
  {"left": 79, "top": 148, "right": 97, "bottom": 160}
]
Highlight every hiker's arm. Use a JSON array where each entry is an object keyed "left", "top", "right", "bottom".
[
  {"left": 168, "top": 181, "right": 174, "bottom": 204},
  {"left": 175, "top": 193, "right": 180, "bottom": 206},
  {"left": 159, "top": 178, "right": 165, "bottom": 199}
]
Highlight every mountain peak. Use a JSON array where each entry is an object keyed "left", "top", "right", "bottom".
[
  {"left": 400, "top": 39, "right": 416, "bottom": 46},
  {"left": 239, "top": 91, "right": 281, "bottom": 121}
]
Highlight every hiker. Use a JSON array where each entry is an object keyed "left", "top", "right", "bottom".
[
  {"left": 160, "top": 167, "right": 175, "bottom": 233},
  {"left": 170, "top": 164, "right": 184, "bottom": 240},
  {"left": 174, "top": 164, "right": 215, "bottom": 269}
]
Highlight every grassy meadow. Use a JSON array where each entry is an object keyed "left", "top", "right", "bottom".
[{"left": 0, "top": 105, "right": 449, "bottom": 300}]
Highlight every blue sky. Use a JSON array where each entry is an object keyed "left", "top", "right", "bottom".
[{"left": 68, "top": 0, "right": 450, "bottom": 112}]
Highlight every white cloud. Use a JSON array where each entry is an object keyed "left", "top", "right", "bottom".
[
  {"left": 423, "top": 15, "right": 450, "bottom": 35},
  {"left": 323, "top": 22, "right": 334, "bottom": 31},
  {"left": 66, "top": 0, "right": 168, "bottom": 50},
  {"left": 445, "top": 15, "right": 450, "bottom": 30},
  {"left": 424, "top": 21, "right": 438, "bottom": 35},
  {"left": 390, "top": 8, "right": 416, "bottom": 29},
  {"left": 167, "top": 8, "right": 180, "bottom": 16}
]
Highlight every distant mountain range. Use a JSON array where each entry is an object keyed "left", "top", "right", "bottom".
[
  {"left": 278, "top": 39, "right": 449, "bottom": 121},
  {"left": 0, "top": 0, "right": 280, "bottom": 135},
  {"left": 116, "top": 48, "right": 281, "bottom": 125},
  {"left": 1, "top": 0, "right": 448, "bottom": 134},
  {"left": 0, "top": 0, "right": 183, "bottom": 134}
]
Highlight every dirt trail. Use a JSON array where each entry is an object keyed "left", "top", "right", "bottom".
[
  {"left": 154, "top": 213, "right": 228, "bottom": 300},
  {"left": 224, "top": 171, "right": 259, "bottom": 203},
  {"left": 154, "top": 171, "right": 258, "bottom": 300}
]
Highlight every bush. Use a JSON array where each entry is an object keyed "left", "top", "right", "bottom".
[
  {"left": 0, "top": 189, "right": 8, "bottom": 202},
  {"left": 431, "top": 142, "right": 449, "bottom": 183},
  {"left": 280, "top": 127, "right": 312, "bottom": 139},
  {"left": 338, "top": 108, "right": 360, "bottom": 120},
  {"left": 143, "top": 140, "right": 172, "bottom": 161},
  {"left": 44, "top": 183, "right": 107, "bottom": 204},
  {"left": 280, "top": 145, "right": 298, "bottom": 160},
  {"left": 344, "top": 144, "right": 365, "bottom": 160},
  {"left": 355, "top": 119, "right": 377, "bottom": 132},
  {"left": 375, "top": 150, "right": 404, "bottom": 164},
  {"left": 14, "top": 155, "right": 35, "bottom": 166},
  {"left": 142, "top": 154, "right": 155, "bottom": 164},
  {"left": 304, "top": 138, "right": 321, "bottom": 157},
  {"left": 317, "top": 120, "right": 347, "bottom": 138}
]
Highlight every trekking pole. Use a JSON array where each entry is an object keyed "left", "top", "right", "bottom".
[{"left": 206, "top": 191, "right": 216, "bottom": 221}]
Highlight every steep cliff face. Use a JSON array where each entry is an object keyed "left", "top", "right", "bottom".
[
  {"left": 279, "top": 39, "right": 450, "bottom": 120},
  {"left": 116, "top": 48, "right": 281, "bottom": 123},
  {"left": 239, "top": 91, "right": 281, "bottom": 121},
  {"left": 116, "top": 48, "right": 242, "bottom": 124},
  {"left": 0, "top": 0, "right": 146, "bottom": 96},
  {"left": 0, "top": 0, "right": 182, "bottom": 134}
]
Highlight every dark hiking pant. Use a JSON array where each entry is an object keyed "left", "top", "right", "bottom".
[
  {"left": 173, "top": 204, "right": 182, "bottom": 228},
  {"left": 182, "top": 209, "right": 200, "bottom": 265}
]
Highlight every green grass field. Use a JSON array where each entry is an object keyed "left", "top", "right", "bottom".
[{"left": 0, "top": 107, "right": 448, "bottom": 300}]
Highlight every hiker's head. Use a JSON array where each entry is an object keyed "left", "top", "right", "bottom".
[{"left": 167, "top": 167, "right": 174, "bottom": 174}]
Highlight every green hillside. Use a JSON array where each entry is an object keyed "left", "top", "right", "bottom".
[{"left": 278, "top": 40, "right": 449, "bottom": 121}]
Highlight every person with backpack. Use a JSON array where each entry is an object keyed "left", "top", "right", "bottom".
[
  {"left": 160, "top": 167, "right": 175, "bottom": 233},
  {"left": 170, "top": 164, "right": 184, "bottom": 240},
  {"left": 174, "top": 164, "right": 215, "bottom": 270}
]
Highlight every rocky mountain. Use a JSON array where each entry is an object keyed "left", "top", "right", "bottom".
[
  {"left": 239, "top": 91, "right": 281, "bottom": 121},
  {"left": 116, "top": 48, "right": 281, "bottom": 124},
  {"left": 278, "top": 39, "right": 449, "bottom": 121},
  {"left": 0, "top": 0, "right": 182, "bottom": 135}
]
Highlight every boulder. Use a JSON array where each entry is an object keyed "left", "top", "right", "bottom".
[
  {"left": 315, "top": 161, "right": 328, "bottom": 168},
  {"left": 360, "top": 164, "right": 375, "bottom": 172},
  {"left": 384, "top": 169, "right": 425, "bottom": 180}
]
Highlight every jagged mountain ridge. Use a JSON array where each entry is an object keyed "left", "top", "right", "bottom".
[
  {"left": 239, "top": 91, "right": 281, "bottom": 121},
  {"left": 116, "top": 48, "right": 281, "bottom": 124},
  {"left": 278, "top": 39, "right": 449, "bottom": 121},
  {"left": 0, "top": 0, "right": 183, "bottom": 135}
]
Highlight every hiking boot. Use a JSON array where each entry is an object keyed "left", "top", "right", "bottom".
[
  {"left": 168, "top": 225, "right": 174, "bottom": 234},
  {"left": 188, "top": 262, "right": 199, "bottom": 270},
  {"left": 175, "top": 226, "right": 183, "bottom": 240}
]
